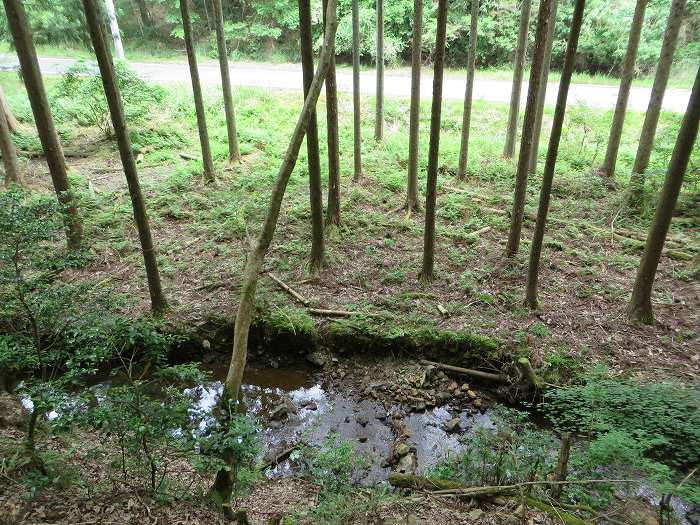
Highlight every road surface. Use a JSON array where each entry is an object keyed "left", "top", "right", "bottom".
[{"left": 0, "top": 55, "right": 691, "bottom": 113}]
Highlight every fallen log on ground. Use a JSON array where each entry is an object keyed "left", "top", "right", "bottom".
[
  {"left": 268, "top": 273, "right": 309, "bottom": 306},
  {"left": 419, "top": 359, "right": 507, "bottom": 383},
  {"left": 388, "top": 473, "right": 464, "bottom": 491}
]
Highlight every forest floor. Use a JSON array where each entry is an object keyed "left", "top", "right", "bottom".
[{"left": 0, "top": 69, "right": 698, "bottom": 523}]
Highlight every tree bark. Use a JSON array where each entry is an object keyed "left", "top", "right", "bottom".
[
  {"left": 419, "top": 0, "right": 449, "bottom": 283},
  {"left": 180, "top": 0, "right": 215, "bottom": 183},
  {"left": 298, "top": 0, "right": 325, "bottom": 275},
  {"left": 405, "top": 0, "right": 422, "bottom": 211},
  {"left": 0, "top": 88, "right": 21, "bottom": 187},
  {"left": 551, "top": 433, "right": 572, "bottom": 500},
  {"left": 505, "top": 0, "right": 554, "bottom": 258},
  {"left": 628, "top": 0, "right": 686, "bottom": 207},
  {"left": 104, "top": 0, "right": 125, "bottom": 60},
  {"left": 503, "top": 0, "right": 532, "bottom": 159},
  {"left": 352, "top": 0, "right": 362, "bottom": 181},
  {"left": 528, "top": 0, "right": 558, "bottom": 174},
  {"left": 136, "top": 0, "right": 153, "bottom": 28},
  {"left": 628, "top": 63, "right": 700, "bottom": 324},
  {"left": 599, "top": 0, "right": 648, "bottom": 179},
  {"left": 456, "top": 0, "right": 479, "bottom": 181},
  {"left": 0, "top": 85, "right": 20, "bottom": 133},
  {"left": 3, "top": 0, "right": 83, "bottom": 250},
  {"left": 212, "top": 2, "right": 338, "bottom": 505},
  {"left": 212, "top": 0, "right": 241, "bottom": 162},
  {"left": 525, "top": 0, "right": 585, "bottom": 308},
  {"left": 82, "top": 0, "right": 167, "bottom": 314},
  {"left": 324, "top": 0, "right": 341, "bottom": 228},
  {"left": 374, "top": 0, "right": 384, "bottom": 141}
]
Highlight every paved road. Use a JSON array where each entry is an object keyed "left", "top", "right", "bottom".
[{"left": 0, "top": 55, "right": 691, "bottom": 113}]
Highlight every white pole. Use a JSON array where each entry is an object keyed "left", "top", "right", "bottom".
[{"left": 103, "top": 0, "right": 126, "bottom": 60}]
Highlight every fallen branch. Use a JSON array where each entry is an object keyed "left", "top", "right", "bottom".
[
  {"left": 307, "top": 308, "right": 382, "bottom": 318},
  {"left": 388, "top": 473, "right": 464, "bottom": 491},
  {"left": 432, "top": 479, "right": 637, "bottom": 496},
  {"left": 261, "top": 442, "right": 303, "bottom": 471},
  {"left": 268, "top": 273, "right": 309, "bottom": 306},
  {"left": 179, "top": 151, "right": 202, "bottom": 162},
  {"left": 526, "top": 497, "right": 595, "bottom": 525},
  {"left": 419, "top": 359, "right": 507, "bottom": 383}
]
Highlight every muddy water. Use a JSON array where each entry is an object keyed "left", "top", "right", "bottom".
[{"left": 194, "top": 363, "right": 493, "bottom": 481}]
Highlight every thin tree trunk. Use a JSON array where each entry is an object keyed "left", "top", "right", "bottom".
[
  {"left": 599, "top": 0, "right": 648, "bottom": 179},
  {"left": 324, "top": 0, "right": 341, "bottom": 228},
  {"left": 528, "top": 0, "right": 558, "bottom": 174},
  {"left": 628, "top": 64, "right": 700, "bottom": 324},
  {"left": 82, "top": 0, "right": 167, "bottom": 313},
  {"left": 375, "top": 0, "right": 384, "bottom": 141},
  {"left": 180, "top": 0, "right": 215, "bottom": 182},
  {"left": 212, "top": 6, "right": 338, "bottom": 506},
  {"left": 136, "top": 0, "right": 153, "bottom": 28},
  {"left": 3, "top": 0, "right": 83, "bottom": 250},
  {"left": 298, "top": 0, "right": 325, "bottom": 276},
  {"left": 352, "top": 0, "right": 362, "bottom": 181},
  {"left": 0, "top": 85, "right": 20, "bottom": 133},
  {"left": 212, "top": 0, "right": 241, "bottom": 162},
  {"left": 405, "top": 0, "right": 422, "bottom": 211},
  {"left": 525, "top": 0, "right": 585, "bottom": 309},
  {"left": 203, "top": 0, "right": 213, "bottom": 31},
  {"left": 628, "top": 0, "right": 686, "bottom": 207},
  {"left": 505, "top": 0, "right": 554, "bottom": 257},
  {"left": 104, "top": 0, "right": 125, "bottom": 60},
  {"left": 0, "top": 89, "right": 21, "bottom": 187},
  {"left": 419, "top": 0, "right": 449, "bottom": 283},
  {"left": 503, "top": 0, "right": 532, "bottom": 159},
  {"left": 456, "top": 0, "right": 479, "bottom": 181}
]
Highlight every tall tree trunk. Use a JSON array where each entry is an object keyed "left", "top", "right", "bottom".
[
  {"left": 528, "top": 0, "right": 558, "bottom": 174},
  {"left": 505, "top": 0, "right": 554, "bottom": 257},
  {"left": 82, "top": 0, "right": 167, "bottom": 313},
  {"left": 212, "top": 2, "right": 338, "bottom": 508},
  {"left": 628, "top": 64, "right": 700, "bottom": 324},
  {"left": 0, "top": 89, "right": 21, "bottom": 187},
  {"left": 599, "top": 0, "right": 648, "bottom": 179},
  {"left": 136, "top": 0, "right": 153, "bottom": 28},
  {"left": 0, "top": 85, "right": 20, "bottom": 133},
  {"left": 352, "top": 0, "right": 362, "bottom": 181},
  {"left": 324, "top": 0, "right": 341, "bottom": 228},
  {"left": 203, "top": 0, "right": 213, "bottom": 31},
  {"left": 456, "top": 0, "right": 479, "bottom": 181},
  {"left": 3, "top": 0, "right": 83, "bottom": 250},
  {"left": 525, "top": 0, "right": 586, "bottom": 309},
  {"left": 406, "top": 0, "right": 423, "bottom": 211},
  {"left": 375, "top": 0, "right": 384, "bottom": 141},
  {"left": 104, "top": 0, "right": 125, "bottom": 60},
  {"left": 298, "top": 0, "right": 325, "bottom": 276},
  {"left": 503, "top": 0, "right": 532, "bottom": 159},
  {"left": 419, "top": 0, "right": 449, "bottom": 284},
  {"left": 180, "top": 0, "right": 215, "bottom": 183},
  {"left": 628, "top": 0, "right": 686, "bottom": 207},
  {"left": 212, "top": 0, "right": 241, "bottom": 162}
]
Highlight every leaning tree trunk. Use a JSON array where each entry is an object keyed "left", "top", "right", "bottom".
[
  {"left": 324, "top": 0, "right": 341, "bottom": 228},
  {"left": 419, "top": 0, "right": 449, "bottom": 283},
  {"left": 405, "top": 0, "right": 423, "bottom": 211},
  {"left": 136, "top": 0, "right": 153, "bottom": 28},
  {"left": 528, "top": 0, "right": 558, "bottom": 174},
  {"left": 0, "top": 85, "right": 20, "bottom": 133},
  {"left": 104, "top": 0, "right": 125, "bottom": 60},
  {"left": 525, "top": 0, "right": 586, "bottom": 309},
  {"left": 629, "top": 64, "right": 700, "bottom": 324},
  {"left": 212, "top": 0, "right": 241, "bottom": 162},
  {"left": 82, "top": 0, "right": 167, "bottom": 313},
  {"left": 503, "top": 0, "right": 532, "bottom": 159},
  {"left": 352, "top": 0, "right": 362, "bottom": 181},
  {"left": 456, "top": 0, "right": 479, "bottom": 181},
  {"left": 0, "top": 89, "right": 21, "bottom": 187},
  {"left": 505, "top": 0, "right": 554, "bottom": 257},
  {"left": 180, "top": 0, "right": 215, "bottom": 183},
  {"left": 628, "top": 0, "right": 686, "bottom": 207},
  {"left": 599, "top": 0, "right": 648, "bottom": 179},
  {"left": 3, "top": 0, "right": 83, "bottom": 250},
  {"left": 298, "top": 0, "right": 325, "bottom": 276},
  {"left": 212, "top": 2, "right": 338, "bottom": 509},
  {"left": 375, "top": 0, "right": 384, "bottom": 141}
]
